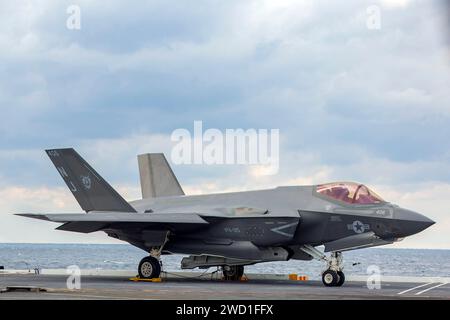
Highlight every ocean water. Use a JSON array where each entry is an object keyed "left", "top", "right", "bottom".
[{"left": 0, "top": 243, "right": 449, "bottom": 279}]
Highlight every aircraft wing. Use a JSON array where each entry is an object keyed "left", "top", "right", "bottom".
[
  {"left": 16, "top": 212, "right": 209, "bottom": 233},
  {"left": 323, "top": 231, "right": 394, "bottom": 252}
]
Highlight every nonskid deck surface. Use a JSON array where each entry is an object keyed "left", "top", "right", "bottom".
[{"left": 0, "top": 273, "right": 449, "bottom": 300}]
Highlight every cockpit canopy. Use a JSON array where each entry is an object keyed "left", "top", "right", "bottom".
[{"left": 316, "top": 182, "right": 385, "bottom": 205}]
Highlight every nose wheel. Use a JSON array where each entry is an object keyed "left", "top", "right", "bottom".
[
  {"left": 322, "top": 252, "right": 345, "bottom": 287},
  {"left": 300, "top": 246, "right": 346, "bottom": 288},
  {"left": 322, "top": 270, "right": 345, "bottom": 287},
  {"left": 322, "top": 270, "right": 339, "bottom": 286}
]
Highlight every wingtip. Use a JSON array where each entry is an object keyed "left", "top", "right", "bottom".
[{"left": 15, "top": 213, "right": 50, "bottom": 221}]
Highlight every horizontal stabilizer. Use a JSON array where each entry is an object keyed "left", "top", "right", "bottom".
[
  {"left": 57, "top": 221, "right": 106, "bottom": 233},
  {"left": 16, "top": 212, "right": 209, "bottom": 234},
  {"left": 16, "top": 212, "right": 208, "bottom": 224}
]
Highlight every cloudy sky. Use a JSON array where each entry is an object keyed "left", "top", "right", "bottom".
[{"left": 0, "top": 0, "right": 449, "bottom": 248}]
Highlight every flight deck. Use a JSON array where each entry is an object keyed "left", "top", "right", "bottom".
[{"left": 1, "top": 270, "right": 449, "bottom": 300}]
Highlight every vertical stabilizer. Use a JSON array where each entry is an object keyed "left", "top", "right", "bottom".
[
  {"left": 138, "top": 153, "right": 185, "bottom": 199},
  {"left": 46, "top": 148, "right": 136, "bottom": 213}
]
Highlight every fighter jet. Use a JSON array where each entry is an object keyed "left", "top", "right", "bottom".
[{"left": 17, "top": 148, "right": 435, "bottom": 287}]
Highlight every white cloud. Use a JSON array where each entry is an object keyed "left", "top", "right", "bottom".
[
  {"left": 78, "top": 133, "right": 173, "bottom": 180},
  {"left": 0, "top": 0, "right": 448, "bottom": 251},
  {"left": 0, "top": 185, "right": 119, "bottom": 243},
  {"left": 381, "top": 0, "right": 412, "bottom": 9}
]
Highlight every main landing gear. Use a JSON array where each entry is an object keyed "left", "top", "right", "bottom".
[
  {"left": 138, "top": 232, "right": 169, "bottom": 279},
  {"left": 222, "top": 265, "right": 244, "bottom": 281},
  {"left": 321, "top": 251, "right": 345, "bottom": 287},
  {"left": 138, "top": 256, "right": 161, "bottom": 279}
]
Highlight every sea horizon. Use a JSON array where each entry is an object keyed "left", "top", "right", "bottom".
[
  {"left": 1, "top": 243, "right": 449, "bottom": 279},
  {"left": 1, "top": 242, "right": 449, "bottom": 250}
]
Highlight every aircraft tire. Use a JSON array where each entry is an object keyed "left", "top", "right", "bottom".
[
  {"left": 322, "top": 270, "right": 339, "bottom": 287},
  {"left": 336, "top": 271, "right": 345, "bottom": 286},
  {"left": 223, "top": 265, "right": 244, "bottom": 280},
  {"left": 138, "top": 256, "right": 161, "bottom": 279}
]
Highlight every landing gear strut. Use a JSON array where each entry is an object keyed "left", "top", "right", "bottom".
[
  {"left": 299, "top": 246, "right": 346, "bottom": 287},
  {"left": 222, "top": 265, "right": 244, "bottom": 281},
  {"left": 322, "top": 251, "right": 345, "bottom": 287},
  {"left": 138, "top": 232, "right": 169, "bottom": 279}
]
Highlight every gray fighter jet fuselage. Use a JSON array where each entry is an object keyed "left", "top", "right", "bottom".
[{"left": 18, "top": 149, "right": 435, "bottom": 287}]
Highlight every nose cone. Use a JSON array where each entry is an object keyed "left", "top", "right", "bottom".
[{"left": 394, "top": 208, "right": 435, "bottom": 237}]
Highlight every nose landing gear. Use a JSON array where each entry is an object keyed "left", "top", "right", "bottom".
[
  {"left": 322, "top": 251, "right": 345, "bottom": 287},
  {"left": 300, "top": 245, "right": 346, "bottom": 287}
]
